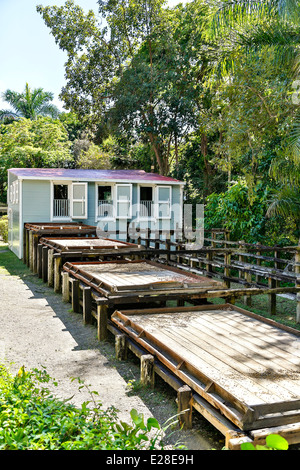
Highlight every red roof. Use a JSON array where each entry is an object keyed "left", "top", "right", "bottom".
[{"left": 9, "top": 168, "right": 183, "bottom": 184}]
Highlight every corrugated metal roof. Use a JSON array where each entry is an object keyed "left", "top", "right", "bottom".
[{"left": 9, "top": 168, "right": 184, "bottom": 184}]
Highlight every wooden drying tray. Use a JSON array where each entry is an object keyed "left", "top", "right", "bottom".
[
  {"left": 39, "top": 237, "right": 141, "bottom": 254},
  {"left": 111, "top": 303, "right": 300, "bottom": 431},
  {"left": 62, "top": 259, "right": 225, "bottom": 297},
  {"left": 24, "top": 222, "right": 97, "bottom": 235}
]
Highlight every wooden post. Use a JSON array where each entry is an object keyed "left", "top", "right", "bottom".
[
  {"left": 47, "top": 249, "right": 54, "bottom": 287},
  {"left": 295, "top": 246, "right": 300, "bottom": 323},
  {"left": 23, "top": 227, "right": 27, "bottom": 263},
  {"left": 37, "top": 244, "right": 43, "bottom": 278},
  {"left": 29, "top": 230, "right": 34, "bottom": 271},
  {"left": 115, "top": 334, "right": 128, "bottom": 361},
  {"left": 274, "top": 246, "right": 280, "bottom": 288},
  {"left": 177, "top": 385, "right": 192, "bottom": 430},
  {"left": 238, "top": 240, "right": 245, "bottom": 280},
  {"left": 244, "top": 272, "right": 252, "bottom": 307},
  {"left": 166, "top": 237, "right": 171, "bottom": 262},
  {"left": 25, "top": 229, "right": 30, "bottom": 267},
  {"left": 82, "top": 287, "right": 92, "bottom": 324},
  {"left": 255, "top": 242, "right": 261, "bottom": 285},
  {"left": 97, "top": 304, "right": 108, "bottom": 341},
  {"left": 71, "top": 279, "right": 80, "bottom": 313},
  {"left": 32, "top": 234, "right": 39, "bottom": 274},
  {"left": 62, "top": 272, "right": 70, "bottom": 302},
  {"left": 140, "top": 354, "right": 155, "bottom": 388},
  {"left": 54, "top": 256, "right": 62, "bottom": 293},
  {"left": 42, "top": 246, "right": 48, "bottom": 283},
  {"left": 206, "top": 251, "right": 213, "bottom": 275},
  {"left": 224, "top": 251, "right": 231, "bottom": 289},
  {"left": 268, "top": 277, "right": 277, "bottom": 315}
]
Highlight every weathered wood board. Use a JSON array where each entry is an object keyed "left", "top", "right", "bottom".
[
  {"left": 24, "top": 222, "right": 97, "bottom": 236},
  {"left": 62, "top": 259, "right": 225, "bottom": 295},
  {"left": 111, "top": 303, "right": 300, "bottom": 431},
  {"left": 39, "top": 237, "right": 141, "bottom": 254}
]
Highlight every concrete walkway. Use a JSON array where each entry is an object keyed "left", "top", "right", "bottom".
[
  {"left": 0, "top": 265, "right": 153, "bottom": 423},
  {"left": 0, "top": 247, "right": 223, "bottom": 450}
]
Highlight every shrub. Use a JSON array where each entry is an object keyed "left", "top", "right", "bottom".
[
  {"left": 0, "top": 215, "right": 8, "bottom": 243},
  {"left": 0, "top": 365, "right": 164, "bottom": 450}
]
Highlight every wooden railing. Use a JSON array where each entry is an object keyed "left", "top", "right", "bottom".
[{"left": 102, "top": 225, "right": 300, "bottom": 320}]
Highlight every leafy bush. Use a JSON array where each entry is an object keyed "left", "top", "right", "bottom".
[
  {"left": 0, "top": 365, "right": 164, "bottom": 450},
  {"left": 0, "top": 215, "right": 8, "bottom": 243},
  {"left": 204, "top": 179, "right": 298, "bottom": 245}
]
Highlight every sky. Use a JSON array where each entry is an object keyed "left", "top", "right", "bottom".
[{"left": 0, "top": 0, "right": 186, "bottom": 113}]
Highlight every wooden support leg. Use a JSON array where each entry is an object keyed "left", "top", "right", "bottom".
[
  {"left": 225, "top": 430, "right": 253, "bottom": 450},
  {"left": 33, "top": 234, "right": 39, "bottom": 274},
  {"left": 115, "top": 334, "right": 128, "bottom": 361},
  {"left": 140, "top": 354, "right": 155, "bottom": 388},
  {"left": 25, "top": 229, "right": 30, "bottom": 266},
  {"left": 42, "top": 246, "right": 48, "bottom": 283},
  {"left": 54, "top": 257, "right": 62, "bottom": 293},
  {"left": 37, "top": 244, "right": 43, "bottom": 278},
  {"left": 23, "top": 227, "right": 27, "bottom": 264},
  {"left": 62, "top": 272, "right": 70, "bottom": 302},
  {"left": 177, "top": 385, "right": 192, "bottom": 430},
  {"left": 82, "top": 287, "right": 92, "bottom": 324},
  {"left": 97, "top": 305, "right": 108, "bottom": 341},
  {"left": 29, "top": 231, "right": 34, "bottom": 271},
  {"left": 47, "top": 249, "right": 54, "bottom": 287},
  {"left": 71, "top": 279, "right": 80, "bottom": 313}
]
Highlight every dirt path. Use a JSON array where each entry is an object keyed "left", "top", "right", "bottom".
[{"left": 0, "top": 247, "right": 223, "bottom": 450}]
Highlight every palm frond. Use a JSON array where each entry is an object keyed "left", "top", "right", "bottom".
[
  {"left": 266, "top": 185, "right": 300, "bottom": 219},
  {"left": 1, "top": 83, "right": 60, "bottom": 120},
  {"left": 0, "top": 109, "right": 20, "bottom": 122},
  {"left": 208, "top": 0, "right": 300, "bottom": 37}
]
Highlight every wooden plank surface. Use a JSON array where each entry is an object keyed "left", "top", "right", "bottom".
[
  {"left": 40, "top": 237, "right": 138, "bottom": 251},
  {"left": 64, "top": 260, "right": 224, "bottom": 293},
  {"left": 111, "top": 304, "right": 300, "bottom": 429}
]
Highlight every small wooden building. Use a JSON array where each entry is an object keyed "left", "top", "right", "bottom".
[{"left": 7, "top": 168, "right": 184, "bottom": 259}]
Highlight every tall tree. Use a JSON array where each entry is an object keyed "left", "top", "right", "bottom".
[
  {"left": 37, "top": 0, "right": 212, "bottom": 175},
  {"left": 0, "top": 83, "right": 60, "bottom": 121}
]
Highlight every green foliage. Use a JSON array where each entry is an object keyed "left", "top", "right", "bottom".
[
  {"left": 35, "top": 0, "right": 300, "bottom": 242},
  {"left": 0, "top": 83, "right": 60, "bottom": 122},
  {"left": 37, "top": 0, "right": 212, "bottom": 175},
  {"left": 0, "top": 117, "right": 73, "bottom": 201},
  {"left": 0, "top": 216, "right": 8, "bottom": 243},
  {"left": 0, "top": 364, "right": 165, "bottom": 450},
  {"left": 204, "top": 179, "right": 299, "bottom": 244},
  {"left": 241, "top": 434, "right": 289, "bottom": 450}
]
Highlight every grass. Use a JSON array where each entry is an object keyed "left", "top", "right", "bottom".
[{"left": 0, "top": 241, "right": 44, "bottom": 287}]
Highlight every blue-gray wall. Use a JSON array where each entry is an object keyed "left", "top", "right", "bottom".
[{"left": 8, "top": 178, "right": 183, "bottom": 258}]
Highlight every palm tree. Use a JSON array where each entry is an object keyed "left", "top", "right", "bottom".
[{"left": 0, "top": 83, "right": 60, "bottom": 121}]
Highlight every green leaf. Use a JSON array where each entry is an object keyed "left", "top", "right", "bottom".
[
  {"left": 147, "top": 417, "right": 160, "bottom": 431},
  {"left": 266, "top": 434, "right": 289, "bottom": 450},
  {"left": 240, "top": 442, "right": 256, "bottom": 450}
]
